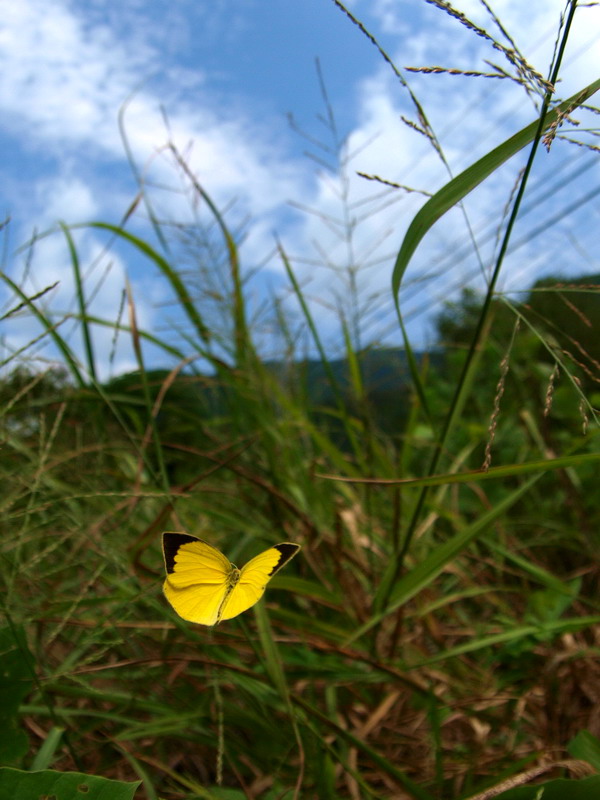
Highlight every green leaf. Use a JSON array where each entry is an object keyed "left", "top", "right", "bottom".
[
  {"left": 568, "top": 730, "right": 600, "bottom": 772},
  {"left": 0, "top": 626, "right": 34, "bottom": 766},
  {"left": 29, "top": 727, "right": 65, "bottom": 771},
  {"left": 526, "top": 579, "right": 581, "bottom": 626},
  {"left": 392, "top": 77, "right": 600, "bottom": 300},
  {"left": 0, "top": 768, "right": 141, "bottom": 800}
]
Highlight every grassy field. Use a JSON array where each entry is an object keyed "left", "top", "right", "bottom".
[{"left": 2, "top": 3, "right": 600, "bottom": 799}]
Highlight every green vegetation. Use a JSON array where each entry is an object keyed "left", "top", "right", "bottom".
[{"left": 1, "top": 2, "right": 600, "bottom": 798}]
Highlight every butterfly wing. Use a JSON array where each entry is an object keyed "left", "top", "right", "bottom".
[
  {"left": 162, "top": 533, "right": 233, "bottom": 626},
  {"left": 219, "top": 543, "right": 301, "bottom": 622}
]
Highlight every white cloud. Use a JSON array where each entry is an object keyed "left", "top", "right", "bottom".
[
  {"left": 0, "top": 0, "right": 304, "bottom": 207},
  {"left": 0, "top": 2, "right": 138, "bottom": 154},
  {"left": 34, "top": 176, "right": 100, "bottom": 225}
]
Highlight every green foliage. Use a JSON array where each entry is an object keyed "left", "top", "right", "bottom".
[
  {"left": 495, "top": 775, "right": 600, "bottom": 800},
  {"left": 0, "top": 768, "right": 140, "bottom": 800},
  {"left": 569, "top": 730, "right": 600, "bottom": 772},
  {"left": 0, "top": 626, "right": 34, "bottom": 766},
  {"left": 526, "top": 273, "right": 600, "bottom": 392}
]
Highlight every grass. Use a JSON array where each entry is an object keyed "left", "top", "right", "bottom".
[{"left": 1, "top": 2, "right": 600, "bottom": 798}]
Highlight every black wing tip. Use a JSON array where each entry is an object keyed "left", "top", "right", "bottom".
[
  {"left": 162, "top": 532, "right": 200, "bottom": 574},
  {"left": 272, "top": 542, "right": 301, "bottom": 573},
  {"left": 274, "top": 542, "right": 301, "bottom": 555}
]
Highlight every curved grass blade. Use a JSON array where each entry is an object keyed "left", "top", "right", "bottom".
[
  {"left": 318, "top": 451, "right": 600, "bottom": 488},
  {"left": 392, "top": 77, "right": 600, "bottom": 299},
  {"left": 0, "top": 272, "right": 85, "bottom": 387},
  {"left": 277, "top": 242, "right": 365, "bottom": 463},
  {"left": 123, "top": 280, "right": 171, "bottom": 497},
  {"left": 72, "top": 314, "right": 188, "bottom": 361},
  {"left": 86, "top": 222, "right": 211, "bottom": 346}
]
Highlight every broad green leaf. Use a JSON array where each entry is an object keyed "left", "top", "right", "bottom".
[{"left": 0, "top": 768, "right": 141, "bottom": 800}]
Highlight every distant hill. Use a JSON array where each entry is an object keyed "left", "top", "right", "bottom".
[
  {"left": 105, "top": 347, "right": 439, "bottom": 448},
  {"left": 264, "top": 347, "right": 439, "bottom": 404}
]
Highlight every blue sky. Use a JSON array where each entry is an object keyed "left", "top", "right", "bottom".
[{"left": 1, "top": 0, "right": 599, "bottom": 378}]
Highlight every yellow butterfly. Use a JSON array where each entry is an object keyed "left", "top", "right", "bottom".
[{"left": 162, "top": 533, "right": 301, "bottom": 626}]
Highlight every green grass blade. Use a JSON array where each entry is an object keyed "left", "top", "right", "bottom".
[
  {"left": 0, "top": 272, "right": 85, "bottom": 387},
  {"left": 320, "top": 451, "right": 600, "bottom": 488},
  {"left": 412, "top": 616, "right": 600, "bottom": 668},
  {"left": 347, "top": 474, "right": 541, "bottom": 644},
  {"left": 122, "top": 281, "right": 172, "bottom": 497},
  {"left": 277, "top": 243, "right": 365, "bottom": 463},
  {"left": 59, "top": 223, "right": 96, "bottom": 382},
  {"left": 252, "top": 602, "right": 305, "bottom": 799},
  {"left": 278, "top": 243, "right": 345, "bottom": 406},
  {"left": 72, "top": 313, "right": 189, "bottom": 361},
  {"left": 391, "top": 77, "right": 600, "bottom": 298},
  {"left": 341, "top": 316, "right": 363, "bottom": 400},
  {"left": 482, "top": 539, "right": 578, "bottom": 597},
  {"left": 294, "top": 695, "right": 436, "bottom": 800},
  {"left": 118, "top": 95, "right": 170, "bottom": 253},
  {"left": 86, "top": 222, "right": 212, "bottom": 346},
  {"left": 29, "top": 727, "right": 64, "bottom": 771},
  {"left": 165, "top": 144, "right": 254, "bottom": 366},
  {"left": 394, "top": 304, "right": 433, "bottom": 426},
  {"left": 252, "top": 601, "right": 290, "bottom": 700}
]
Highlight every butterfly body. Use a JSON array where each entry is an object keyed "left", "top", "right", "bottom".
[
  {"left": 162, "top": 533, "right": 300, "bottom": 626},
  {"left": 227, "top": 567, "right": 241, "bottom": 588}
]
